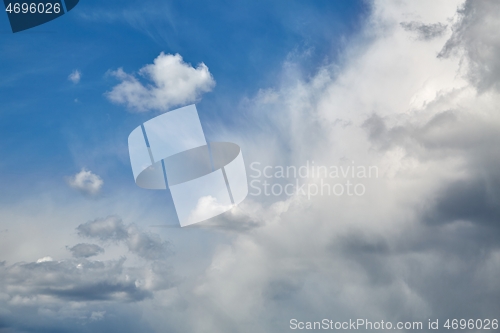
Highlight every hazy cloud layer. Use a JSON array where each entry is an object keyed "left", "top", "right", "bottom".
[{"left": 106, "top": 52, "right": 215, "bottom": 112}]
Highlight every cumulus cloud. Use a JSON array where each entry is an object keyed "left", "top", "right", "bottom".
[
  {"left": 67, "top": 168, "right": 104, "bottom": 196},
  {"left": 68, "top": 243, "right": 105, "bottom": 258},
  {"left": 68, "top": 69, "right": 81, "bottom": 84},
  {"left": 106, "top": 52, "right": 215, "bottom": 112}
]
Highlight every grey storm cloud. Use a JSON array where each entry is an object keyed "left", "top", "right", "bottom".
[
  {"left": 0, "top": 258, "right": 151, "bottom": 302},
  {"left": 0, "top": 214, "right": 175, "bottom": 329},
  {"left": 400, "top": 21, "right": 448, "bottom": 40},
  {"left": 68, "top": 243, "right": 105, "bottom": 258}
]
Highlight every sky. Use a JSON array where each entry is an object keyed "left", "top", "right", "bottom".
[{"left": 1, "top": 0, "right": 500, "bottom": 332}]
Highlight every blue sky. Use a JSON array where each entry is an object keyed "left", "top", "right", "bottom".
[
  {"left": 0, "top": 0, "right": 367, "bottom": 201},
  {"left": 3, "top": 1, "right": 500, "bottom": 332}
]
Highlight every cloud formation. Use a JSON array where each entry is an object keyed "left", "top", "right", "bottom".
[
  {"left": 438, "top": 0, "right": 500, "bottom": 92},
  {"left": 5, "top": 0, "right": 500, "bottom": 332},
  {"left": 106, "top": 52, "right": 215, "bottom": 112},
  {"left": 0, "top": 212, "right": 175, "bottom": 332},
  {"left": 68, "top": 69, "right": 81, "bottom": 84},
  {"left": 77, "top": 215, "right": 128, "bottom": 241},
  {"left": 67, "top": 168, "right": 104, "bottom": 196}
]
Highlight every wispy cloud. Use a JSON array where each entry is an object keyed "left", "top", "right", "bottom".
[
  {"left": 68, "top": 69, "right": 81, "bottom": 84},
  {"left": 77, "top": 215, "right": 171, "bottom": 260},
  {"left": 68, "top": 243, "right": 105, "bottom": 258}
]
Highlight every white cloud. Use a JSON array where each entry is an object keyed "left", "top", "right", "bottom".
[
  {"left": 67, "top": 168, "right": 104, "bottom": 195},
  {"left": 68, "top": 69, "right": 81, "bottom": 84},
  {"left": 36, "top": 256, "right": 53, "bottom": 263},
  {"left": 106, "top": 52, "right": 215, "bottom": 112}
]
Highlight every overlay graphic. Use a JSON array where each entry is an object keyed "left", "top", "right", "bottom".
[
  {"left": 128, "top": 104, "right": 248, "bottom": 227},
  {"left": 3, "top": 0, "right": 79, "bottom": 33}
]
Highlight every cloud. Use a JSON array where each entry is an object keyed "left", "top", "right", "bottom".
[
  {"left": 134, "top": 1, "right": 500, "bottom": 330},
  {"left": 68, "top": 69, "right": 81, "bottom": 84},
  {"left": 68, "top": 243, "right": 105, "bottom": 258},
  {"left": 0, "top": 257, "right": 152, "bottom": 302},
  {"left": 106, "top": 52, "right": 215, "bottom": 112},
  {"left": 67, "top": 168, "right": 104, "bottom": 196},
  {"left": 36, "top": 256, "right": 53, "bottom": 263},
  {"left": 77, "top": 215, "right": 128, "bottom": 241},
  {"left": 125, "top": 226, "right": 171, "bottom": 260},
  {"left": 77, "top": 216, "right": 171, "bottom": 260},
  {"left": 6, "top": 0, "right": 500, "bottom": 331},
  {"left": 401, "top": 21, "right": 448, "bottom": 40},
  {"left": 90, "top": 311, "right": 106, "bottom": 321},
  {"left": 438, "top": 0, "right": 500, "bottom": 92}
]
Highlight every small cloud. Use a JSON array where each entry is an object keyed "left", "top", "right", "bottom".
[
  {"left": 68, "top": 69, "right": 81, "bottom": 84},
  {"left": 68, "top": 243, "right": 105, "bottom": 258},
  {"left": 106, "top": 52, "right": 215, "bottom": 112},
  {"left": 77, "top": 216, "right": 128, "bottom": 242},
  {"left": 36, "top": 256, "right": 53, "bottom": 263},
  {"left": 90, "top": 311, "right": 106, "bottom": 321},
  {"left": 67, "top": 168, "right": 103, "bottom": 196},
  {"left": 126, "top": 226, "right": 170, "bottom": 260}
]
